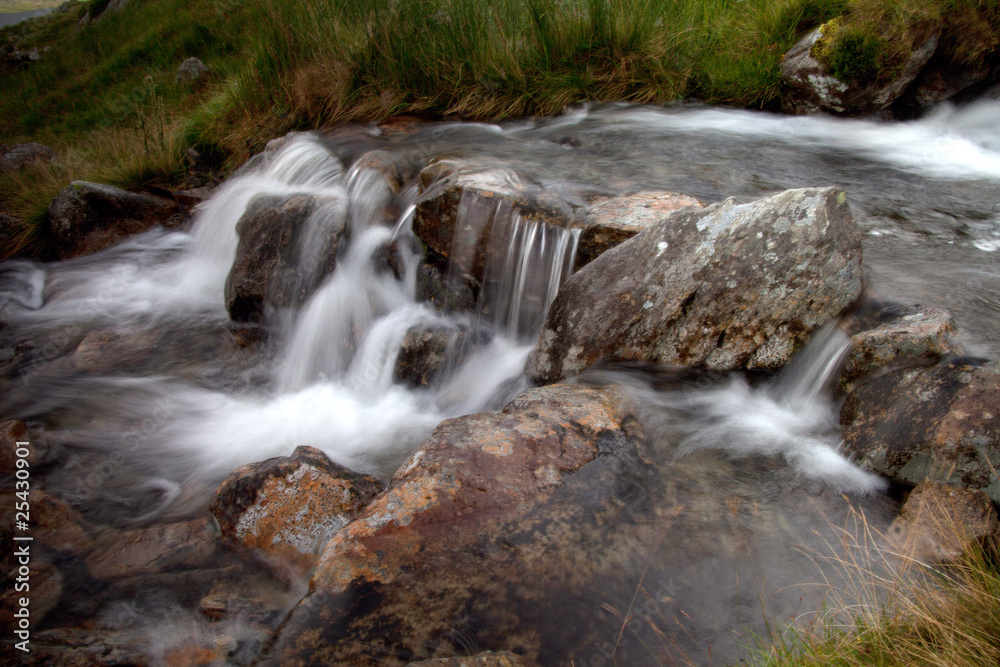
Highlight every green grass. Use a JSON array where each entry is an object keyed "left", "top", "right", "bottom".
[{"left": 1, "top": 0, "right": 998, "bottom": 259}]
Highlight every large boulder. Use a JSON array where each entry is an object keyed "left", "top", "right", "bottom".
[
  {"left": 841, "top": 359, "right": 1000, "bottom": 502},
  {"left": 267, "top": 382, "right": 644, "bottom": 664},
  {"left": 527, "top": 187, "right": 863, "bottom": 384},
  {"left": 781, "top": 27, "right": 939, "bottom": 115},
  {"left": 210, "top": 446, "right": 383, "bottom": 569},
  {"left": 224, "top": 193, "right": 346, "bottom": 322},
  {"left": 47, "top": 181, "right": 186, "bottom": 259}
]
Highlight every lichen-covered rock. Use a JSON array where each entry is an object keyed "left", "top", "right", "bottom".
[
  {"left": 840, "top": 304, "right": 962, "bottom": 393},
  {"left": 577, "top": 191, "right": 703, "bottom": 267},
  {"left": 224, "top": 193, "right": 346, "bottom": 322},
  {"left": 527, "top": 187, "right": 863, "bottom": 384},
  {"left": 210, "top": 446, "right": 383, "bottom": 568},
  {"left": 887, "top": 481, "right": 999, "bottom": 564},
  {"left": 84, "top": 517, "right": 221, "bottom": 580},
  {"left": 267, "top": 383, "right": 643, "bottom": 664},
  {"left": 781, "top": 27, "right": 939, "bottom": 115},
  {"left": 841, "top": 359, "right": 1000, "bottom": 501},
  {"left": 47, "top": 181, "right": 186, "bottom": 259}
]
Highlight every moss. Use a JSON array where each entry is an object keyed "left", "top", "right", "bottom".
[{"left": 817, "top": 22, "right": 892, "bottom": 84}]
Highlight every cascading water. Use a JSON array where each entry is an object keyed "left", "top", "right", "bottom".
[{"left": 2, "top": 100, "right": 998, "bottom": 664}]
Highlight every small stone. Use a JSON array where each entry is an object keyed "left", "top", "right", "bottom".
[{"left": 177, "top": 57, "right": 209, "bottom": 85}]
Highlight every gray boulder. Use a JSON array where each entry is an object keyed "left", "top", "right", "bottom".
[
  {"left": 527, "top": 187, "right": 863, "bottom": 383},
  {"left": 841, "top": 359, "right": 1000, "bottom": 502},
  {"left": 47, "top": 181, "right": 186, "bottom": 259},
  {"left": 781, "top": 27, "right": 939, "bottom": 115},
  {"left": 224, "top": 193, "right": 346, "bottom": 322},
  {"left": 176, "top": 56, "right": 209, "bottom": 85},
  {"left": 0, "top": 142, "right": 55, "bottom": 173}
]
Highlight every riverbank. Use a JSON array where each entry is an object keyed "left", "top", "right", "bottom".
[{"left": 3, "top": 0, "right": 997, "bottom": 260}]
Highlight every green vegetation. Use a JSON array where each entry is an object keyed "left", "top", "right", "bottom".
[
  {"left": 1, "top": 0, "right": 998, "bottom": 259},
  {"left": 814, "top": 0, "right": 1000, "bottom": 86},
  {"left": 752, "top": 523, "right": 1000, "bottom": 667}
]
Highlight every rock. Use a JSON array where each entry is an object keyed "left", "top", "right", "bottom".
[
  {"left": 176, "top": 56, "right": 209, "bottom": 85},
  {"left": 415, "top": 250, "right": 478, "bottom": 312},
  {"left": 0, "top": 560, "right": 62, "bottom": 632},
  {"left": 781, "top": 27, "right": 939, "bottom": 115},
  {"left": 0, "top": 143, "right": 55, "bottom": 174},
  {"left": 0, "top": 420, "right": 32, "bottom": 475},
  {"left": 840, "top": 304, "right": 961, "bottom": 393},
  {"left": 841, "top": 359, "right": 1000, "bottom": 502},
  {"left": 887, "top": 481, "right": 1000, "bottom": 564},
  {"left": 73, "top": 328, "right": 159, "bottom": 373},
  {"left": 577, "top": 191, "right": 703, "bottom": 267},
  {"left": 407, "top": 652, "right": 528, "bottom": 666},
  {"left": 30, "top": 490, "right": 94, "bottom": 553},
  {"left": 394, "top": 324, "right": 489, "bottom": 387},
  {"left": 47, "top": 181, "right": 186, "bottom": 259},
  {"left": 412, "top": 158, "right": 574, "bottom": 289},
  {"left": 84, "top": 517, "right": 220, "bottom": 580},
  {"left": 95, "top": 0, "right": 130, "bottom": 21},
  {"left": 527, "top": 187, "right": 863, "bottom": 384},
  {"left": 893, "top": 56, "right": 991, "bottom": 118},
  {"left": 17, "top": 627, "right": 148, "bottom": 666},
  {"left": 224, "top": 193, "right": 346, "bottom": 323},
  {"left": 210, "top": 446, "right": 383, "bottom": 568},
  {"left": 268, "top": 382, "right": 642, "bottom": 663}
]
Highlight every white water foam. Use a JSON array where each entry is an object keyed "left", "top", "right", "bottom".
[{"left": 588, "top": 100, "right": 1000, "bottom": 181}]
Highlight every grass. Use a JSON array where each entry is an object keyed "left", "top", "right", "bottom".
[
  {"left": 1, "top": 0, "right": 998, "bottom": 259},
  {"left": 751, "top": 505, "right": 1000, "bottom": 667}
]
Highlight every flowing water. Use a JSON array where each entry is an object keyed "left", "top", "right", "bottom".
[{"left": 2, "top": 100, "right": 998, "bottom": 663}]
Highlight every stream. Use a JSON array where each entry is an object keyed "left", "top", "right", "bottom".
[{"left": 1, "top": 100, "right": 998, "bottom": 664}]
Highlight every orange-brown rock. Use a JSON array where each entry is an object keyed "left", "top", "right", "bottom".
[
  {"left": 267, "top": 382, "right": 644, "bottom": 665},
  {"left": 841, "top": 359, "right": 1000, "bottom": 501},
  {"left": 210, "top": 446, "right": 383, "bottom": 568},
  {"left": 887, "top": 481, "right": 1000, "bottom": 564},
  {"left": 84, "top": 517, "right": 221, "bottom": 580}
]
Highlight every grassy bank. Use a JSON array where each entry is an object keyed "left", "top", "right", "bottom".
[
  {"left": 752, "top": 521, "right": 1000, "bottom": 667},
  {"left": 1, "top": 0, "right": 998, "bottom": 259}
]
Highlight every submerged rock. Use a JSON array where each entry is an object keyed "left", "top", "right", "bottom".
[
  {"left": 407, "top": 652, "right": 528, "bottom": 666},
  {"left": 47, "top": 181, "right": 186, "bottom": 259},
  {"left": 394, "top": 323, "right": 482, "bottom": 387},
  {"left": 841, "top": 359, "right": 1000, "bottom": 502},
  {"left": 527, "top": 187, "right": 863, "bottom": 383},
  {"left": 224, "top": 193, "right": 346, "bottom": 322},
  {"left": 781, "top": 27, "right": 939, "bottom": 115},
  {"left": 210, "top": 446, "right": 383, "bottom": 569},
  {"left": 888, "top": 481, "right": 999, "bottom": 564},
  {"left": 84, "top": 517, "right": 221, "bottom": 580}
]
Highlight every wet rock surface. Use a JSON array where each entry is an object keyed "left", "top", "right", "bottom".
[
  {"left": 224, "top": 193, "right": 346, "bottom": 323},
  {"left": 413, "top": 158, "right": 574, "bottom": 290},
  {"left": 407, "top": 652, "right": 528, "bottom": 666},
  {"left": 84, "top": 517, "right": 221, "bottom": 580},
  {"left": 840, "top": 303, "right": 961, "bottom": 393},
  {"left": 528, "top": 187, "right": 863, "bottom": 383},
  {"left": 47, "top": 181, "right": 187, "bottom": 259},
  {"left": 841, "top": 359, "right": 1000, "bottom": 501},
  {"left": 887, "top": 481, "right": 1000, "bottom": 564},
  {"left": 210, "top": 446, "right": 383, "bottom": 568}
]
